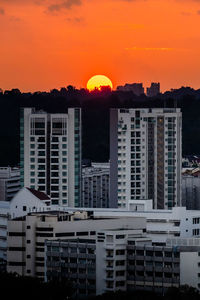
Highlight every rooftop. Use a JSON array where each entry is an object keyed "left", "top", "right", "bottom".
[{"left": 26, "top": 188, "right": 50, "bottom": 201}]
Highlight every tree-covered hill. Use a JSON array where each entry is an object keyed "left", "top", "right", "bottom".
[{"left": 0, "top": 86, "right": 200, "bottom": 165}]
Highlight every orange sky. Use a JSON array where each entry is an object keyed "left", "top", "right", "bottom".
[{"left": 1, "top": 0, "right": 200, "bottom": 92}]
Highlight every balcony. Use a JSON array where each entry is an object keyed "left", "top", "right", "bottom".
[
  {"left": 105, "top": 255, "right": 114, "bottom": 260},
  {"left": 105, "top": 277, "right": 114, "bottom": 281},
  {"left": 135, "top": 265, "right": 145, "bottom": 271},
  {"left": 105, "top": 265, "right": 114, "bottom": 270}
]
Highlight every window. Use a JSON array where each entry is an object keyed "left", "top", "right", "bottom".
[
  {"left": 51, "top": 158, "right": 59, "bottom": 163},
  {"left": 116, "top": 250, "right": 125, "bottom": 255},
  {"left": 116, "top": 260, "right": 125, "bottom": 266},
  {"left": 38, "top": 151, "right": 45, "bottom": 156},
  {"left": 52, "top": 137, "right": 58, "bottom": 142},
  {"left": 193, "top": 218, "right": 200, "bottom": 224},
  {"left": 116, "top": 235, "right": 125, "bottom": 239},
  {"left": 38, "top": 159, "right": 45, "bottom": 163},
  {"left": 51, "top": 144, "right": 58, "bottom": 149}
]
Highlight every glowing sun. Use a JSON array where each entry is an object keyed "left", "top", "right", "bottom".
[{"left": 87, "top": 75, "right": 113, "bottom": 92}]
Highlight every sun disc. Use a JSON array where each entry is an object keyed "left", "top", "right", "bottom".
[{"left": 87, "top": 75, "right": 113, "bottom": 92}]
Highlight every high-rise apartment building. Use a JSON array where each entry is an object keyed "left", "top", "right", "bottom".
[
  {"left": 20, "top": 108, "right": 81, "bottom": 207},
  {"left": 110, "top": 108, "right": 182, "bottom": 209}
]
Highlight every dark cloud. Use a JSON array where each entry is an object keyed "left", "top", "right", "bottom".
[
  {"left": 66, "top": 16, "right": 84, "bottom": 22},
  {"left": 0, "top": 7, "right": 5, "bottom": 14},
  {"left": 47, "top": 0, "right": 82, "bottom": 12},
  {"left": 197, "top": 10, "right": 200, "bottom": 14}
]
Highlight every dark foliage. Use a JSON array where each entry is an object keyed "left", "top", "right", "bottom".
[
  {"left": 0, "top": 272, "right": 200, "bottom": 300},
  {"left": 0, "top": 272, "right": 73, "bottom": 300},
  {"left": 0, "top": 86, "right": 200, "bottom": 165}
]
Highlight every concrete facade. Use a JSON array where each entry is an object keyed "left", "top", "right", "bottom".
[
  {"left": 0, "top": 187, "right": 50, "bottom": 261},
  {"left": 7, "top": 213, "right": 146, "bottom": 280},
  {"left": 45, "top": 233, "right": 200, "bottom": 296},
  {"left": 110, "top": 108, "right": 182, "bottom": 210},
  {"left": 81, "top": 163, "right": 109, "bottom": 208},
  {"left": 182, "top": 175, "right": 200, "bottom": 210},
  {"left": 0, "top": 167, "right": 20, "bottom": 202},
  {"left": 20, "top": 108, "right": 82, "bottom": 207}
]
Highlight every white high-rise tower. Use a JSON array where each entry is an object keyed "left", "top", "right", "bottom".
[
  {"left": 20, "top": 108, "right": 81, "bottom": 207},
  {"left": 110, "top": 108, "right": 182, "bottom": 209}
]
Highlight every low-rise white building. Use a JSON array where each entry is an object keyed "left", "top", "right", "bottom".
[
  {"left": 93, "top": 206, "right": 200, "bottom": 244},
  {"left": 55, "top": 204, "right": 200, "bottom": 244},
  {"left": 46, "top": 232, "right": 200, "bottom": 296},
  {"left": 7, "top": 212, "right": 146, "bottom": 280},
  {"left": 0, "top": 187, "right": 51, "bottom": 262},
  {"left": 167, "top": 238, "right": 200, "bottom": 290}
]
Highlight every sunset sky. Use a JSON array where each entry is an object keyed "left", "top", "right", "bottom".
[{"left": 1, "top": 0, "right": 200, "bottom": 92}]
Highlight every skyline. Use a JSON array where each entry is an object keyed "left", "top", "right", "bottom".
[{"left": 1, "top": 0, "right": 200, "bottom": 92}]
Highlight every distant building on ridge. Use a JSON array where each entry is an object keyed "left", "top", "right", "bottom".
[
  {"left": 146, "top": 82, "right": 160, "bottom": 97},
  {"left": 117, "top": 83, "right": 145, "bottom": 96}
]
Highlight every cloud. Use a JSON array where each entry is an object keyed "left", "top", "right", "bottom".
[
  {"left": 66, "top": 16, "right": 85, "bottom": 23},
  {"left": 125, "top": 46, "right": 173, "bottom": 51},
  {"left": 181, "top": 11, "right": 192, "bottom": 16},
  {"left": 0, "top": 7, "right": 5, "bottom": 15},
  {"left": 47, "top": 0, "right": 82, "bottom": 12}
]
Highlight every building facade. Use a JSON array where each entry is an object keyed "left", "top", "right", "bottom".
[
  {"left": 45, "top": 232, "right": 200, "bottom": 296},
  {"left": 20, "top": 108, "right": 81, "bottom": 207},
  {"left": 0, "top": 187, "right": 50, "bottom": 262},
  {"left": 110, "top": 108, "right": 182, "bottom": 209},
  {"left": 46, "top": 239, "right": 96, "bottom": 297},
  {"left": 81, "top": 163, "right": 109, "bottom": 208},
  {"left": 0, "top": 201, "right": 9, "bottom": 262},
  {"left": 182, "top": 175, "right": 200, "bottom": 210},
  {"left": 7, "top": 213, "right": 145, "bottom": 280},
  {"left": 0, "top": 167, "right": 20, "bottom": 202}
]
